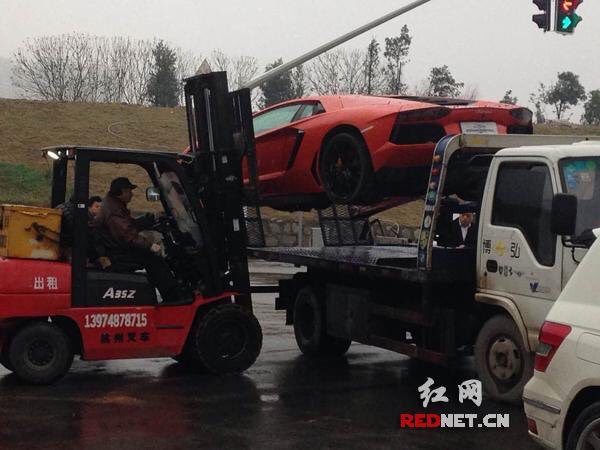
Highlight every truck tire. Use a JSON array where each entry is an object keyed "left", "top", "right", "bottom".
[
  {"left": 565, "top": 401, "right": 600, "bottom": 450},
  {"left": 293, "top": 287, "right": 351, "bottom": 357},
  {"left": 9, "top": 322, "right": 74, "bottom": 385},
  {"left": 475, "top": 315, "right": 533, "bottom": 404},
  {"left": 190, "top": 303, "right": 262, "bottom": 374},
  {"left": 319, "top": 132, "right": 376, "bottom": 205}
]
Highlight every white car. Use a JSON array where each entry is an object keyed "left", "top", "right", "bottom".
[{"left": 524, "top": 228, "right": 600, "bottom": 450}]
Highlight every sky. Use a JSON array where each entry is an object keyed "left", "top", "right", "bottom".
[{"left": 1, "top": 0, "right": 598, "bottom": 120}]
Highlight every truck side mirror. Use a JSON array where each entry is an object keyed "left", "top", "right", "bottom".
[
  {"left": 551, "top": 194, "right": 577, "bottom": 236},
  {"left": 146, "top": 186, "right": 161, "bottom": 202}
]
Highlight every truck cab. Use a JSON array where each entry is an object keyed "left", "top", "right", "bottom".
[{"left": 477, "top": 142, "right": 600, "bottom": 347}]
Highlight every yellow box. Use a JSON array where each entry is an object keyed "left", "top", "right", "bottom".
[{"left": 0, "top": 205, "right": 62, "bottom": 261}]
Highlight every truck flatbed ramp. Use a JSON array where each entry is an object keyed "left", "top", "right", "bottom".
[{"left": 249, "top": 246, "right": 475, "bottom": 283}]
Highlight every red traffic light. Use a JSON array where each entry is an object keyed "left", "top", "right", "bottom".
[{"left": 558, "top": 0, "right": 582, "bottom": 12}]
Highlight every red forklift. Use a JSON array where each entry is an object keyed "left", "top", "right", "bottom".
[{"left": 0, "top": 73, "right": 266, "bottom": 384}]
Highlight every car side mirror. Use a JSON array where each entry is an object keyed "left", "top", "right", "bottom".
[
  {"left": 146, "top": 186, "right": 161, "bottom": 202},
  {"left": 551, "top": 194, "right": 577, "bottom": 236}
]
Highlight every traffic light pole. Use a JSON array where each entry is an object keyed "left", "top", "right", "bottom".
[{"left": 243, "top": 0, "right": 433, "bottom": 90}]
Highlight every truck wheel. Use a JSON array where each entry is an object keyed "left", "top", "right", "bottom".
[
  {"left": 475, "top": 315, "right": 533, "bottom": 404},
  {"left": 293, "top": 287, "right": 351, "bottom": 357},
  {"left": 9, "top": 322, "right": 74, "bottom": 385},
  {"left": 319, "top": 132, "right": 376, "bottom": 205},
  {"left": 190, "top": 304, "right": 262, "bottom": 374},
  {"left": 565, "top": 401, "right": 600, "bottom": 450}
]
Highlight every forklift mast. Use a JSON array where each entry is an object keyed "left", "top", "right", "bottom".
[{"left": 183, "top": 72, "right": 264, "bottom": 310}]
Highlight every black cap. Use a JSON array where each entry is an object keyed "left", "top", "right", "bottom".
[{"left": 109, "top": 177, "right": 137, "bottom": 195}]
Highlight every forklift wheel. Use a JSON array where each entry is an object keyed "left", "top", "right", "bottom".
[
  {"left": 0, "top": 346, "right": 14, "bottom": 372},
  {"left": 293, "top": 287, "right": 352, "bottom": 357},
  {"left": 191, "top": 304, "right": 262, "bottom": 374},
  {"left": 9, "top": 322, "right": 74, "bottom": 385}
]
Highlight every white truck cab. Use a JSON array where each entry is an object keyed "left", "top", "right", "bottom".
[{"left": 474, "top": 140, "right": 600, "bottom": 402}]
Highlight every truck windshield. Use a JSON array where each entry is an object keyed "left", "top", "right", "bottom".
[{"left": 560, "top": 157, "right": 600, "bottom": 236}]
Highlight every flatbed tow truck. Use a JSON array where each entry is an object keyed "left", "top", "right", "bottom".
[{"left": 242, "top": 129, "right": 600, "bottom": 404}]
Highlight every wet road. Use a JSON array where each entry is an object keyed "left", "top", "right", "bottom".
[{"left": 0, "top": 266, "right": 539, "bottom": 450}]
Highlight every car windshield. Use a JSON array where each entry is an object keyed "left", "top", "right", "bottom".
[
  {"left": 158, "top": 171, "right": 202, "bottom": 246},
  {"left": 560, "top": 157, "right": 600, "bottom": 236}
]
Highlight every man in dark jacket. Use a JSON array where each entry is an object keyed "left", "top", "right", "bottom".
[
  {"left": 449, "top": 213, "right": 477, "bottom": 248},
  {"left": 95, "top": 177, "right": 181, "bottom": 302}
]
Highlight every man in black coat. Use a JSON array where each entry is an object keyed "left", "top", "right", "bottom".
[{"left": 450, "top": 213, "right": 477, "bottom": 248}]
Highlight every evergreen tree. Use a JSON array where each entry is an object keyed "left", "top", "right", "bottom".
[
  {"left": 291, "top": 65, "right": 306, "bottom": 99},
  {"left": 364, "top": 38, "right": 382, "bottom": 95},
  {"left": 545, "top": 71, "right": 586, "bottom": 120},
  {"left": 500, "top": 90, "right": 518, "bottom": 105},
  {"left": 260, "top": 58, "right": 295, "bottom": 108},
  {"left": 383, "top": 25, "right": 412, "bottom": 95},
  {"left": 583, "top": 90, "right": 600, "bottom": 125},
  {"left": 426, "top": 65, "right": 464, "bottom": 97},
  {"left": 147, "top": 40, "right": 179, "bottom": 107}
]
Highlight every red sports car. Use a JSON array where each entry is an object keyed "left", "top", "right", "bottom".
[{"left": 249, "top": 95, "right": 532, "bottom": 210}]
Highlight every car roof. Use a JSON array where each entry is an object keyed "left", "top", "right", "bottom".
[
  {"left": 496, "top": 141, "right": 600, "bottom": 162},
  {"left": 547, "top": 234, "right": 600, "bottom": 327},
  {"left": 256, "top": 94, "right": 520, "bottom": 114}
]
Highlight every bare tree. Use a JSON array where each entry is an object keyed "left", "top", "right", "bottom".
[
  {"left": 462, "top": 84, "right": 479, "bottom": 100},
  {"left": 175, "top": 47, "right": 201, "bottom": 104},
  {"left": 12, "top": 35, "right": 74, "bottom": 101},
  {"left": 341, "top": 49, "right": 367, "bottom": 94},
  {"left": 307, "top": 48, "right": 366, "bottom": 95},
  {"left": 12, "top": 33, "right": 165, "bottom": 105},
  {"left": 307, "top": 50, "right": 342, "bottom": 95},
  {"left": 124, "top": 39, "right": 155, "bottom": 104},
  {"left": 210, "top": 49, "right": 258, "bottom": 90}
]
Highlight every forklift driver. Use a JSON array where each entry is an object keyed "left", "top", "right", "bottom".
[{"left": 94, "top": 177, "right": 183, "bottom": 303}]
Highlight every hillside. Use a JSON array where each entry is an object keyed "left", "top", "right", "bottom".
[
  {"left": 1, "top": 98, "right": 600, "bottom": 227},
  {"left": 0, "top": 99, "right": 188, "bottom": 207}
]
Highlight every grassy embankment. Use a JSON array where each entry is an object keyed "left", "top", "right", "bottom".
[{"left": 1, "top": 98, "right": 599, "bottom": 226}]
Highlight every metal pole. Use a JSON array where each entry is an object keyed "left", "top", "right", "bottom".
[
  {"left": 297, "top": 211, "right": 303, "bottom": 246},
  {"left": 243, "top": 0, "right": 433, "bottom": 90}
]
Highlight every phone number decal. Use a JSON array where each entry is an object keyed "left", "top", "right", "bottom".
[{"left": 84, "top": 313, "right": 148, "bottom": 329}]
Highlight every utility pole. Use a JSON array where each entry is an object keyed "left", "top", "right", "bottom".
[{"left": 243, "top": 0, "right": 433, "bottom": 90}]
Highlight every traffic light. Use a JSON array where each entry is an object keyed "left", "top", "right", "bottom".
[
  {"left": 556, "top": 0, "right": 583, "bottom": 33},
  {"left": 532, "top": 0, "right": 551, "bottom": 31}
]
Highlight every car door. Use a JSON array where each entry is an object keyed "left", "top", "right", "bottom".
[
  {"left": 479, "top": 158, "right": 562, "bottom": 340},
  {"left": 253, "top": 102, "right": 322, "bottom": 191}
]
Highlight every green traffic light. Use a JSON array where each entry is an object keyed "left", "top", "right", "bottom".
[{"left": 561, "top": 13, "right": 582, "bottom": 31}]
